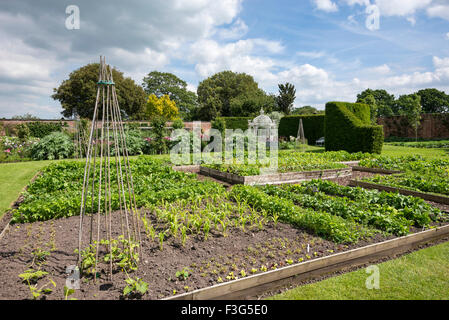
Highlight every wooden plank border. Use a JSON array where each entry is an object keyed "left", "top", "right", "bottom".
[
  {"left": 352, "top": 166, "right": 402, "bottom": 174},
  {"left": 349, "top": 180, "right": 449, "bottom": 205},
  {"left": 199, "top": 166, "right": 352, "bottom": 186},
  {"left": 172, "top": 165, "right": 201, "bottom": 173},
  {"left": 164, "top": 224, "right": 449, "bottom": 300}
]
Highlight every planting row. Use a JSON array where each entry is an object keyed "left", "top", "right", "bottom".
[
  {"left": 12, "top": 156, "right": 225, "bottom": 223},
  {"left": 358, "top": 155, "right": 449, "bottom": 196},
  {"left": 204, "top": 150, "right": 373, "bottom": 176}
]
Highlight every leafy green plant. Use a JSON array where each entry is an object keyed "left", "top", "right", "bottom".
[
  {"left": 27, "top": 279, "right": 56, "bottom": 300},
  {"left": 63, "top": 285, "right": 76, "bottom": 300},
  {"left": 175, "top": 268, "right": 190, "bottom": 281},
  {"left": 30, "top": 132, "right": 74, "bottom": 160},
  {"left": 19, "top": 269, "right": 49, "bottom": 284},
  {"left": 122, "top": 276, "right": 148, "bottom": 299}
]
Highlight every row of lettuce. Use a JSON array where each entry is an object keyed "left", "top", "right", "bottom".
[
  {"left": 12, "top": 156, "right": 448, "bottom": 246},
  {"left": 359, "top": 155, "right": 449, "bottom": 196}
]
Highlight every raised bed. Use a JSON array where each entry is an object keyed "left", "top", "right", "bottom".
[
  {"left": 349, "top": 180, "right": 449, "bottom": 205},
  {"left": 352, "top": 166, "right": 402, "bottom": 174},
  {"left": 172, "top": 165, "right": 201, "bottom": 173},
  {"left": 165, "top": 224, "right": 449, "bottom": 300},
  {"left": 199, "top": 166, "right": 352, "bottom": 186}
]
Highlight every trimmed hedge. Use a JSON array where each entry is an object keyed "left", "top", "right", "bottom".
[
  {"left": 325, "top": 101, "right": 383, "bottom": 154},
  {"left": 217, "top": 114, "right": 325, "bottom": 144},
  {"left": 216, "top": 117, "right": 251, "bottom": 130},
  {"left": 278, "top": 114, "right": 325, "bottom": 144}
]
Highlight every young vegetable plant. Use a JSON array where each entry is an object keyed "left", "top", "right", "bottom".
[
  {"left": 175, "top": 268, "right": 190, "bottom": 281},
  {"left": 28, "top": 278, "right": 56, "bottom": 300},
  {"left": 123, "top": 276, "right": 149, "bottom": 299}
]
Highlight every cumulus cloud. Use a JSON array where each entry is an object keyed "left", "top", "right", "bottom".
[
  {"left": 0, "top": 0, "right": 244, "bottom": 118},
  {"left": 217, "top": 18, "right": 249, "bottom": 40},
  {"left": 427, "top": 5, "right": 449, "bottom": 21},
  {"left": 313, "top": 0, "right": 338, "bottom": 12},
  {"left": 374, "top": 0, "right": 432, "bottom": 17}
]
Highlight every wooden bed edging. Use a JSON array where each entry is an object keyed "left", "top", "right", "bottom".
[
  {"left": 164, "top": 224, "right": 449, "bottom": 300},
  {"left": 172, "top": 165, "right": 201, "bottom": 173},
  {"left": 352, "top": 166, "right": 402, "bottom": 174},
  {"left": 199, "top": 166, "right": 352, "bottom": 186},
  {"left": 349, "top": 180, "right": 449, "bottom": 205}
]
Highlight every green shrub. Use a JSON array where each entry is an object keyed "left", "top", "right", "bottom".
[
  {"left": 325, "top": 102, "right": 383, "bottom": 154},
  {"left": 216, "top": 117, "right": 251, "bottom": 130},
  {"left": 27, "top": 121, "right": 64, "bottom": 138},
  {"left": 278, "top": 114, "right": 325, "bottom": 144},
  {"left": 30, "top": 132, "right": 74, "bottom": 160},
  {"left": 172, "top": 118, "right": 184, "bottom": 130},
  {"left": 111, "top": 130, "right": 145, "bottom": 156},
  {"left": 16, "top": 124, "right": 31, "bottom": 140},
  {"left": 211, "top": 117, "right": 226, "bottom": 134}
]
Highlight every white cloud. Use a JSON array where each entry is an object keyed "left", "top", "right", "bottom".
[
  {"left": 217, "top": 18, "right": 248, "bottom": 40},
  {"left": 374, "top": 0, "right": 432, "bottom": 17},
  {"left": 344, "top": 0, "right": 370, "bottom": 6},
  {"left": 366, "top": 64, "right": 391, "bottom": 75},
  {"left": 427, "top": 5, "right": 449, "bottom": 21},
  {"left": 0, "top": 0, "right": 245, "bottom": 118},
  {"left": 446, "top": 32, "right": 449, "bottom": 40},
  {"left": 296, "top": 51, "right": 327, "bottom": 59},
  {"left": 313, "top": 0, "right": 338, "bottom": 12},
  {"left": 189, "top": 38, "right": 281, "bottom": 84},
  {"left": 406, "top": 16, "right": 416, "bottom": 26}
]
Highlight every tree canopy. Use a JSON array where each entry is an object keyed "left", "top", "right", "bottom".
[
  {"left": 142, "top": 71, "right": 199, "bottom": 120},
  {"left": 357, "top": 89, "right": 395, "bottom": 117},
  {"left": 196, "top": 70, "right": 271, "bottom": 120},
  {"left": 144, "top": 94, "right": 179, "bottom": 121},
  {"left": 275, "top": 82, "right": 296, "bottom": 115},
  {"left": 291, "top": 106, "right": 322, "bottom": 115},
  {"left": 52, "top": 63, "right": 147, "bottom": 119},
  {"left": 416, "top": 88, "right": 449, "bottom": 114}
]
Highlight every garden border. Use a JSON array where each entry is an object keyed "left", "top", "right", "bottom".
[
  {"left": 164, "top": 224, "right": 449, "bottom": 300},
  {"left": 349, "top": 180, "right": 449, "bottom": 205},
  {"left": 351, "top": 166, "right": 402, "bottom": 174},
  {"left": 199, "top": 166, "right": 352, "bottom": 186}
]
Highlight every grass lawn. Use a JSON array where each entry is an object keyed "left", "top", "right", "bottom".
[
  {"left": 304, "top": 144, "right": 449, "bottom": 158},
  {"left": 0, "top": 160, "right": 57, "bottom": 217},
  {"left": 268, "top": 240, "right": 449, "bottom": 300},
  {"left": 381, "top": 144, "right": 449, "bottom": 158}
]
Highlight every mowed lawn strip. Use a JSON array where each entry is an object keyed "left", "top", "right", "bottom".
[
  {"left": 381, "top": 144, "right": 449, "bottom": 158},
  {"left": 267, "top": 240, "right": 449, "bottom": 300},
  {"left": 0, "top": 160, "right": 56, "bottom": 217}
]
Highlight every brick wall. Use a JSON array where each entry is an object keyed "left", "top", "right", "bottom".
[
  {"left": 0, "top": 119, "right": 211, "bottom": 136},
  {"left": 377, "top": 114, "right": 449, "bottom": 139}
]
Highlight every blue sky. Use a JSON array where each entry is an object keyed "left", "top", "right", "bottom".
[{"left": 0, "top": 0, "right": 448, "bottom": 118}]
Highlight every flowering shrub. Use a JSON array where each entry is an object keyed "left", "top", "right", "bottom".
[{"left": 0, "top": 136, "right": 38, "bottom": 162}]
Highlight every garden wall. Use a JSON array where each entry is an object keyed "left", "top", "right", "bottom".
[
  {"left": 378, "top": 113, "right": 449, "bottom": 139},
  {"left": 0, "top": 119, "right": 211, "bottom": 136}
]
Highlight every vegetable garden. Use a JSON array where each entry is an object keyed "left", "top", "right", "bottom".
[{"left": 1, "top": 151, "right": 448, "bottom": 300}]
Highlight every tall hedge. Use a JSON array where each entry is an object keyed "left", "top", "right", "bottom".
[
  {"left": 278, "top": 114, "right": 325, "bottom": 144},
  {"left": 325, "top": 102, "right": 383, "bottom": 154}
]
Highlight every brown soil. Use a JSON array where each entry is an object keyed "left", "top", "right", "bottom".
[{"left": 1, "top": 168, "right": 448, "bottom": 300}]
